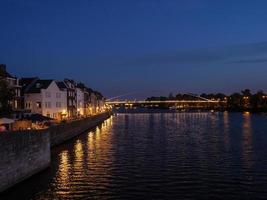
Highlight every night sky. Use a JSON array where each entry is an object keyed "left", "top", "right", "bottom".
[{"left": 1, "top": 0, "right": 267, "bottom": 99}]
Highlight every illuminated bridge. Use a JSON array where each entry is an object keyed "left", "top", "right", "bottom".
[{"left": 106, "top": 93, "right": 226, "bottom": 109}]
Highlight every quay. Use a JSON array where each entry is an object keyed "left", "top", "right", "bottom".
[{"left": 0, "top": 112, "right": 111, "bottom": 193}]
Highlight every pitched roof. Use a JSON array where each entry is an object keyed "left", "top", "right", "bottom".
[
  {"left": 20, "top": 77, "right": 38, "bottom": 91},
  {"left": 76, "top": 82, "right": 86, "bottom": 89},
  {"left": 56, "top": 81, "right": 67, "bottom": 90},
  {"left": 25, "top": 79, "right": 53, "bottom": 93},
  {"left": 64, "top": 79, "right": 76, "bottom": 89},
  {"left": 93, "top": 91, "right": 103, "bottom": 98}
]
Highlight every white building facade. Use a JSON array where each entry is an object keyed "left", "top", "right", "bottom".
[{"left": 24, "top": 80, "right": 67, "bottom": 120}]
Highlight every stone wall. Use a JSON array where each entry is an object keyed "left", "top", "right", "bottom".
[
  {"left": 0, "top": 130, "right": 50, "bottom": 193},
  {"left": 50, "top": 112, "right": 111, "bottom": 147},
  {"left": 0, "top": 112, "right": 111, "bottom": 192}
]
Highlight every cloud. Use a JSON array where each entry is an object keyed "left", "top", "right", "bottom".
[
  {"left": 226, "top": 58, "right": 267, "bottom": 64},
  {"left": 120, "top": 41, "right": 267, "bottom": 66}
]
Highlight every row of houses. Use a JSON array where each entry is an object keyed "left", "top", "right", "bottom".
[{"left": 0, "top": 64, "right": 106, "bottom": 120}]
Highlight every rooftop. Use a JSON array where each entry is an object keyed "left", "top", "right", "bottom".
[{"left": 25, "top": 79, "right": 53, "bottom": 93}]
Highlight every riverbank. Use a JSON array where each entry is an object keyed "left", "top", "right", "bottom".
[
  {"left": 0, "top": 112, "right": 111, "bottom": 193},
  {"left": 2, "top": 112, "right": 267, "bottom": 200},
  {"left": 50, "top": 112, "right": 111, "bottom": 147}
]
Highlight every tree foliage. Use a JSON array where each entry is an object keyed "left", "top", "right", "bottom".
[{"left": 146, "top": 89, "right": 267, "bottom": 112}]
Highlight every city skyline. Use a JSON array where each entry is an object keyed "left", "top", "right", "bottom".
[{"left": 1, "top": 0, "right": 267, "bottom": 98}]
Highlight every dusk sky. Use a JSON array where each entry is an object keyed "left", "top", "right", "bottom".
[{"left": 1, "top": 0, "right": 267, "bottom": 98}]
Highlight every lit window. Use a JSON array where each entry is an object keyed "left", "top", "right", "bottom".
[{"left": 36, "top": 102, "right": 42, "bottom": 108}]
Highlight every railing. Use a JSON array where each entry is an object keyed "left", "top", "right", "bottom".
[{"left": 106, "top": 100, "right": 224, "bottom": 105}]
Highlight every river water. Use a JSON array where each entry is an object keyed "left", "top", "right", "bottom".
[{"left": 2, "top": 112, "right": 267, "bottom": 199}]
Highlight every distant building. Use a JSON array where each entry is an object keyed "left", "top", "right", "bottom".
[
  {"left": 94, "top": 91, "right": 105, "bottom": 112},
  {"left": 0, "top": 64, "right": 22, "bottom": 110},
  {"left": 24, "top": 79, "right": 67, "bottom": 120}
]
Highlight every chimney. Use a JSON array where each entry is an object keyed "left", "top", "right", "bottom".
[{"left": 0, "top": 64, "right": 7, "bottom": 72}]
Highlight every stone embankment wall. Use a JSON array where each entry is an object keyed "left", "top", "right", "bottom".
[
  {"left": 0, "top": 112, "right": 111, "bottom": 193},
  {"left": 0, "top": 130, "right": 50, "bottom": 193},
  {"left": 50, "top": 112, "right": 111, "bottom": 147}
]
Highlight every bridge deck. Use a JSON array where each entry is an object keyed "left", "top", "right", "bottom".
[{"left": 107, "top": 100, "right": 224, "bottom": 105}]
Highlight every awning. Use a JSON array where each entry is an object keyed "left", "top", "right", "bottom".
[{"left": 0, "top": 118, "right": 15, "bottom": 125}]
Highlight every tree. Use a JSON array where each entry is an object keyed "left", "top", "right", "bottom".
[
  {"left": 241, "top": 89, "right": 252, "bottom": 97},
  {"left": 241, "top": 89, "right": 252, "bottom": 109},
  {"left": 228, "top": 92, "right": 242, "bottom": 109},
  {"left": 0, "top": 79, "right": 14, "bottom": 117},
  {"left": 251, "top": 90, "right": 267, "bottom": 110},
  {"left": 168, "top": 92, "right": 174, "bottom": 100}
]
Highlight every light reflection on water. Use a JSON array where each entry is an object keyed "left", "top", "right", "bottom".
[
  {"left": 2, "top": 112, "right": 267, "bottom": 200},
  {"left": 56, "top": 150, "right": 71, "bottom": 197},
  {"left": 242, "top": 113, "right": 253, "bottom": 175}
]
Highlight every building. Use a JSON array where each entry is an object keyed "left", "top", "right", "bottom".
[
  {"left": 64, "top": 79, "right": 77, "bottom": 118},
  {"left": 20, "top": 77, "right": 39, "bottom": 110},
  {"left": 76, "top": 84, "right": 85, "bottom": 116},
  {"left": 76, "top": 83, "right": 106, "bottom": 116},
  {"left": 95, "top": 91, "right": 105, "bottom": 112},
  {"left": 0, "top": 64, "right": 22, "bottom": 110},
  {"left": 76, "top": 83, "right": 92, "bottom": 116},
  {"left": 89, "top": 91, "right": 98, "bottom": 114},
  {"left": 24, "top": 79, "right": 67, "bottom": 120}
]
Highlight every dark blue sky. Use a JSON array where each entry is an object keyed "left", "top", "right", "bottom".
[{"left": 1, "top": 0, "right": 267, "bottom": 98}]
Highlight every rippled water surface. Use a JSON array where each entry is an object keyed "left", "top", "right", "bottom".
[{"left": 2, "top": 112, "right": 267, "bottom": 199}]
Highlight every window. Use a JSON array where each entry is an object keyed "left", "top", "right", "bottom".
[
  {"left": 26, "top": 102, "right": 31, "bottom": 108},
  {"left": 36, "top": 102, "right": 42, "bottom": 108},
  {"left": 14, "top": 100, "right": 18, "bottom": 109},
  {"left": 56, "top": 93, "right": 61, "bottom": 98},
  {"left": 45, "top": 102, "right": 51, "bottom": 108},
  {"left": 45, "top": 92, "right": 51, "bottom": 98},
  {"left": 56, "top": 102, "right": 61, "bottom": 108}
]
